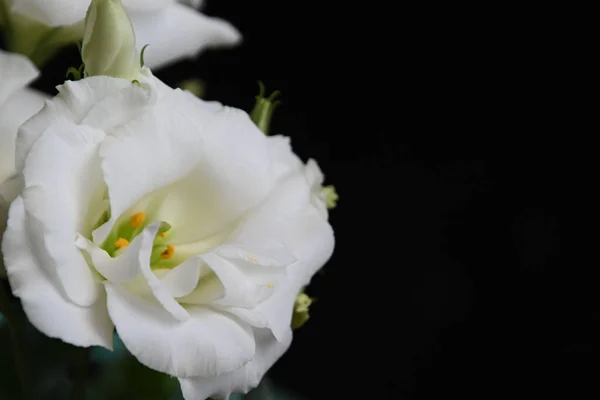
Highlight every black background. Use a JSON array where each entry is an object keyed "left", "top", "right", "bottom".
[{"left": 21, "top": 1, "right": 594, "bottom": 399}]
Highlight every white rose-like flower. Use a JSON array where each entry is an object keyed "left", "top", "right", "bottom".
[
  {"left": 3, "top": 69, "right": 334, "bottom": 398},
  {"left": 0, "top": 50, "right": 46, "bottom": 276},
  {"left": 2, "top": 0, "right": 240, "bottom": 68}
]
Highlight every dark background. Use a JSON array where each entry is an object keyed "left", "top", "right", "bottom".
[{"left": 26, "top": 1, "right": 592, "bottom": 399}]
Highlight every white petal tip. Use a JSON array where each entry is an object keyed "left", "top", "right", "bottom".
[{"left": 205, "top": 18, "right": 243, "bottom": 48}]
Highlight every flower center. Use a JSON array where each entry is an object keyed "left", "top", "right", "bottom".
[{"left": 101, "top": 210, "right": 176, "bottom": 268}]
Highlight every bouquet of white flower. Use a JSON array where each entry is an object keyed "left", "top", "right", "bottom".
[{"left": 0, "top": 1, "right": 337, "bottom": 399}]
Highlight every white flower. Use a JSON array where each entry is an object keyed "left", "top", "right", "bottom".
[
  {"left": 0, "top": 50, "right": 46, "bottom": 276},
  {"left": 2, "top": 70, "right": 334, "bottom": 399},
  {"left": 2, "top": 0, "right": 240, "bottom": 69}
]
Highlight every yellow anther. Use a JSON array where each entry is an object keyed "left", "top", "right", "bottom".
[
  {"left": 115, "top": 238, "right": 130, "bottom": 249},
  {"left": 247, "top": 255, "right": 259, "bottom": 264},
  {"left": 161, "top": 244, "right": 175, "bottom": 260},
  {"left": 266, "top": 283, "right": 274, "bottom": 289},
  {"left": 131, "top": 212, "right": 145, "bottom": 228},
  {"left": 160, "top": 232, "right": 167, "bottom": 238}
]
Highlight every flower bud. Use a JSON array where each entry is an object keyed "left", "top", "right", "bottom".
[
  {"left": 178, "top": 78, "right": 205, "bottom": 98},
  {"left": 250, "top": 81, "right": 281, "bottom": 135},
  {"left": 322, "top": 185, "right": 339, "bottom": 209},
  {"left": 292, "top": 293, "right": 314, "bottom": 330},
  {"left": 82, "top": 0, "right": 140, "bottom": 80}
]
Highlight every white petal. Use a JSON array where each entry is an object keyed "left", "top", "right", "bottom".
[
  {"left": 228, "top": 205, "right": 334, "bottom": 342},
  {"left": 128, "top": 223, "right": 191, "bottom": 321},
  {"left": 15, "top": 100, "right": 71, "bottom": 173},
  {"left": 174, "top": 260, "right": 225, "bottom": 305},
  {"left": 75, "top": 229, "right": 147, "bottom": 284},
  {"left": 130, "top": 3, "right": 241, "bottom": 69},
  {"left": 179, "top": 328, "right": 291, "bottom": 400},
  {"left": 56, "top": 77, "right": 136, "bottom": 123},
  {"left": 9, "top": 0, "right": 89, "bottom": 27},
  {"left": 0, "top": 50, "right": 39, "bottom": 106},
  {"left": 267, "top": 206, "right": 334, "bottom": 334},
  {"left": 223, "top": 172, "right": 311, "bottom": 264},
  {"left": 196, "top": 252, "right": 282, "bottom": 308},
  {"left": 175, "top": 253, "right": 271, "bottom": 309},
  {"left": 0, "top": 175, "right": 23, "bottom": 213},
  {"left": 199, "top": 172, "right": 321, "bottom": 338},
  {"left": 3, "top": 197, "right": 113, "bottom": 348},
  {"left": 0, "top": 175, "right": 23, "bottom": 278},
  {"left": 176, "top": 0, "right": 204, "bottom": 9},
  {"left": 0, "top": 88, "right": 47, "bottom": 183},
  {"left": 267, "top": 135, "right": 303, "bottom": 184},
  {"left": 0, "top": 51, "right": 43, "bottom": 182},
  {"left": 305, "top": 159, "right": 328, "bottom": 219},
  {"left": 21, "top": 121, "right": 105, "bottom": 306},
  {"left": 154, "top": 101, "right": 272, "bottom": 244},
  {"left": 161, "top": 89, "right": 226, "bottom": 121},
  {"left": 15, "top": 77, "right": 131, "bottom": 172},
  {"left": 289, "top": 206, "right": 334, "bottom": 288},
  {"left": 304, "top": 158, "right": 325, "bottom": 189},
  {"left": 96, "top": 98, "right": 203, "bottom": 243},
  {"left": 175, "top": 93, "right": 224, "bottom": 114},
  {"left": 214, "top": 244, "right": 295, "bottom": 268},
  {"left": 160, "top": 257, "right": 202, "bottom": 298},
  {"left": 105, "top": 283, "right": 255, "bottom": 378},
  {"left": 124, "top": 0, "right": 174, "bottom": 11},
  {"left": 81, "top": 83, "right": 158, "bottom": 132}
]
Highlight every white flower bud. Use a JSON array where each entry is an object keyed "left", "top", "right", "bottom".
[{"left": 82, "top": 0, "right": 140, "bottom": 80}]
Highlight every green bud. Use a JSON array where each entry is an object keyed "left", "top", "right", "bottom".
[
  {"left": 292, "top": 293, "right": 314, "bottom": 330},
  {"left": 250, "top": 81, "right": 281, "bottom": 135},
  {"left": 82, "top": 0, "right": 140, "bottom": 80},
  {"left": 178, "top": 78, "right": 205, "bottom": 98},
  {"left": 322, "top": 185, "right": 339, "bottom": 209}
]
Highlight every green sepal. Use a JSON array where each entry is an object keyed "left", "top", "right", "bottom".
[
  {"left": 140, "top": 44, "right": 150, "bottom": 67},
  {"left": 250, "top": 81, "right": 281, "bottom": 135}
]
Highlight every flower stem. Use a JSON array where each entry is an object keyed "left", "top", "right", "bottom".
[
  {"left": 70, "top": 347, "right": 90, "bottom": 400},
  {"left": 0, "top": 282, "right": 29, "bottom": 400}
]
